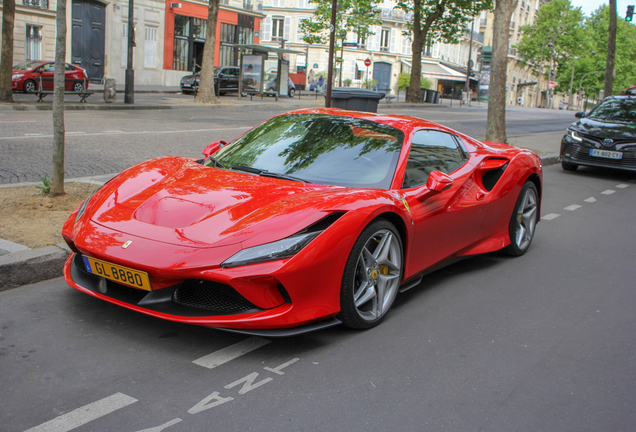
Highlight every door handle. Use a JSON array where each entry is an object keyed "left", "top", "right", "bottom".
[{"left": 476, "top": 192, "right": 485, "bottom": 201}]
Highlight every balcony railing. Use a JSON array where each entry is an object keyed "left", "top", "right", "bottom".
[
  {"left": 379, "top": 8, "right": 413, "bottom": 22},
  {"left": 23, "top": 0, "right": 49, "bottom": 9},
  {"left": 243, "top": 2, "right": 253, "bottom": 10}
]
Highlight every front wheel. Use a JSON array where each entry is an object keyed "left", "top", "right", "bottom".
[
  {"left": 339, "top": 220, "right": 403, "bottom": 329},
  {"left": 73, "top": 82, "right": 85, "bottom": 92},
  {"left": 23, "top": 80, "right": 36, "bottom": 93},
  {"left": 504, "top": 181, "right": 539, "bottom": 257},
  {"left": 289, "top": 88, "right": 295, "bottom": 98},
  {"left": 561, "top": 161, "right": 578, "bottom": 171}
]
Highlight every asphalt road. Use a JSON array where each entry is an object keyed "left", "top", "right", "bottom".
[
  {"left": 2, "top": 164, "right": 636, "bottom": 432},
  {"left": 0, "top": 104, "right": 576, "bottom": 184}
]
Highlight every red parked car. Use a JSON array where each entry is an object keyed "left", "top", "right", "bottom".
[
  {"left": 62, "top": 108, "right": 542, "bottom": 336},
  {"left": 12, "top": 60, "right": 89, "bottom": 93}
]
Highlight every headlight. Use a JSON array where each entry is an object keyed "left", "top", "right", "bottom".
[
  {"left": 12, "top": 74, "right": 24, "bottom": 79},
  {"left": 568, "top": 129, "right": 583, "bottom": 142},
  {"left": 222, "top": 231, "right": 322, "bottom": 268},
  {"left": 74, "top": 186, "right": 102, "bottom": 223}
]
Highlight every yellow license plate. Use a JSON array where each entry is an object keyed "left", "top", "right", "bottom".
[{"left": 82, "top": 255, "right": 151, "bottom": 291}]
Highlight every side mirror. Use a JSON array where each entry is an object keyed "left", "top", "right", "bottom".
[
  {"left": 415, "top": 171, "right": 454, "bottom": 201},
  {"left": 202, "top": 140, "right": 226, "bottom": 159},
  {"left": 575, "top": 111, "right": 586, "bottom": 118}
]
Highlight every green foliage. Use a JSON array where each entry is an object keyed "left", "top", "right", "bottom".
[
  {"left": 398, "top": 73, "right": 432, "bottom": 89},
  {"left": 516, "top": 1, "right": 636, "bottom": 97},
  {"left": 363, "top": 78, "right": 378, "bottom": 89},
  {"left": 343, "top": 78, "right": 353, "bottom": 85},
  {"left": 299, "top": 0, "right": 382, "bottom": 46},
  {"left": 35, "top": 175, "right": 51, "bottom": 195}
]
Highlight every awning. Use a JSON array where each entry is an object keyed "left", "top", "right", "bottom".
[
  {"left": 517, "top": 81, "right": 538, "bottom": 88},
  {"left": 231, "top": 44, "right": 305, "bottom": 55},
  {"left": 401, "top": 60, "right": 411, "bottom": 68},
  {"left": 356, "top": 60, "right": 369, "bottom": 70}
]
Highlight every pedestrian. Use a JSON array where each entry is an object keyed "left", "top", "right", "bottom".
[
  {"left": 308, "top": 69, "right": 315, "bottom": 91},
  {"left": 517, "top": 96, "right": 522, "bottom": 106},
  {"left": 317, "top": 76, "right": 324, "bottom": 93}
]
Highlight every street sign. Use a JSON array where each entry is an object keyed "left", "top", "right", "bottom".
[
  {"left": 343, "top": 42, "right": 358, "bottom": 47},
  {"left": 549, "top": 81, "right": 556, "bottom": 89},
  {"left": 364, "top": 58, "right": 371, "bottom": 67}
]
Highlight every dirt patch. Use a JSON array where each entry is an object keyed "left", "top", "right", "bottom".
[{"left": 0, "top": 182, "right": 99, "bottom": 249}]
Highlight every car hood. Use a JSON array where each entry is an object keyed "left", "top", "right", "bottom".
[
  {"left": 87, "top": 158, "right": 359, "bottom": 249},
  {"left": 181, "top": 73, "right": 200, "bottom": 80},
  {"left": 571, "top": 117, "right": 636, "bottom": 140}
]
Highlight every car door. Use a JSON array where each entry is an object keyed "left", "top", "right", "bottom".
[
  {"left": 39, "top": 63, "right": 55, "bottom": 90},
  {"left": 400, "top": 129, "right": 487, "bottom": 273},
  {"left": 64, "top": 64, "right": 79, "bottom": 90}
]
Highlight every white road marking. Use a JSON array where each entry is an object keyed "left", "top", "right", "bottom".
[
  {"left": 264, "top": 357, "right": 300, "bottom": 375},
  {"left": 187, "top": 392, "right": 234, "bottom": 414},
  {"left": 23, "top": 392, "right": 137, "bottom": 432},
  {"left": 601, "top": 189, "right": 615, "bottom": 195},
  {"left": 224, "top": 372, "right": 273, "bottom": 394},
  {"left": 584, "top": 197, "right": 596, "bottom": 203},
  {"left": 135, "top": 418, "right": 182, "bottom": 432},
  {"left": 0, "top": 120, "right": 37, "bottom": 123},
  {"left": 66, "top": 131, "right": 86, "bottom": 135},
  {"left": 103, "top": 130, "right": 125, "bottom": 133},
  {"left": 564, "top": 205, "right": 581, "bottom": 211},
  {"left": 616, "top": 184, "right": 629, "bottom": 189},
  {"left": 192, "top": 336, "right": 270, "bottom": 369},
  {"left": 542, "top": 213, "right": 561, "bottom": 220},
  {"left": 1, "top": 127, "right": 249, "bottom": 140}
]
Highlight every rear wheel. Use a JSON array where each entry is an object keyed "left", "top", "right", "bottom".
[
  {"left": 73, "top": 82, "right": 85, "bottom": 92},
  {"left": 23, "top": 80, "right": 36, "bottom": 93},
  {"left": 289, "top": 88, "right": 295, "bottom": 98},
  {"left": 339, "top": 220, "right": 403, "bottom": 329},
  {"left": 561, "top": 161, "right": 578, "bottom": 171},
  {"left": 504, "top": 181, "right": 538, "bottom": 257}
]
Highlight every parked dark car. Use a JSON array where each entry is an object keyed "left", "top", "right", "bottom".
[
  {"left": 560, "top": 96, "right": 636, "bottom": 172},
  {"left": 264, "top": 74, "right": 296, "bottom": 97},
  {"left": 180, "top": 66, "right": 246, "bottom": 96},
  {"left": 12, "top": 60, "right": 89, "bottom": 93}
]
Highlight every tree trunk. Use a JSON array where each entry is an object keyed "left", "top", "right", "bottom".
[
  {"left": 485, "top": 0, "right": 517, "bottom": 143},
  {"left": 196, "top": 0, "right": 220, "bottom": 104},
  {"left": 51, "top": 0, "right": 67, "bottom": 197},
  {"left": 407, "top": 0, "right": 425, "bottom": 103},
  {"left": 0, "top": 0, "right": 16, "bottom": 103},
  {"left": 604, "top": 0, "right": 616, "bottom": 97}
]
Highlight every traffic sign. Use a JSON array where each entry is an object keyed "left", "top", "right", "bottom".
[
  {"left": 364, "top": 58, "right": 371, "bottom": 67},
  {"left": 549, "top": 81, "right": 556, "bottom": 89}
]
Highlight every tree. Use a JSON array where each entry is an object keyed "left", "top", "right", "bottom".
[
  {"left": 195, "top": 0, "right": 220, "bottom": 104},
  {"left": 299, "top": 0, "right": 381, "bottom": 47},
  {"left": 396, "top": 0, "right": 492, "bottom": 103},
  {"left": 0, "top": 0, "right": 16, "bottom": 102},
  {"left": 485, "top": 0, "right": 517, "bottom": 143},
  {"left": 516, "top": 0, "right": 586, "bottom": 95},
  {"left": 604, "top": 0, "right": 616, "bottom": 96},
  {"left": 51, "top": 0, "right": 67, "bottom": 197}
]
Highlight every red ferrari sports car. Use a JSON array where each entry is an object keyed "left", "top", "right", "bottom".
[{"left": 63, "top": 109, "right": 542, "bottom": 336}]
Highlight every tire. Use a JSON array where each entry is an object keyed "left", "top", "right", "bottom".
[
  {"left": 339, "top": 219, "right": 403, "bottom": 329},
  {"left": 73, "top": 82, "right": 85, "bottom": 92},
  {"left": 504, "top": 181, "right": 539, "bottom": 257},
  {"left": 561, "top": 161, "right": 578, "bottom": 171},
  {"left": 241, "top": 92, "right": 248, "bottom": 97},
  {"left": 23, "top": 80, "right": 36, "bottom": 93},
  {"left": 289, "top": 88, "right": 295, "bottom": 98}
]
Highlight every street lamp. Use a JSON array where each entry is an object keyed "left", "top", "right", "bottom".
[{"left": 567, "top": 56, "right": 579, "bottom": 110}]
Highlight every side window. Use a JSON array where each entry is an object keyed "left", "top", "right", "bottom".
[
  {"left": 42, "top": 63, "right": 55, "bottom": 72},
  {"left": 64, "top": 64, "right": 75, "bottom": 71},
  {"left": 402, "top": 130, "right": 466, "bottom": 189},
  {"left": 231, "top": 68, "right": 239, "bottom": 76}
]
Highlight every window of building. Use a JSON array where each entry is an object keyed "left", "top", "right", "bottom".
[
  {"left": 144, "top": 27, "right": 157, "bottom": 69},
  {"left": 26, "top": 25, "right": 42, "bottom": 61},
  {"left": 173, "top": 15, "right": 207, "bottom": 71},
  {"left": 122, "top": 23, "right": 136, "bottom": 67},
  {"left": 402, "top": 130, "right": 466, "bottom": 188},
  {"left": 380, "top": 28, "right": 390, "bottom": 52},
  {"left": 357, "top": 33, "right": 366, "bottom": 50},
  {"left": 272, "top": 17, "right": 285, "bottom": 39}
]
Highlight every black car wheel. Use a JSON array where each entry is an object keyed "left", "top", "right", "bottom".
[
  {"left": 23, "top": 80, "right": 36, "bottom": 93},
  {"left": 561, "top": 161, "right": 578, "bottom": 171},
  {"left": 339, "top": 219, "right": 403, "bottom": 329},
  {"left": 289, "top": 88, "right": 295, "bottom": 98},
  {"left": 73, "top": 82, "right": 85, "bottom": 92},
  {"left": 504, "top": 181, "right": 538, "bottom": 257}
]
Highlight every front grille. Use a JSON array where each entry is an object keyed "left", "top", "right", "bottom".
[
  {"left": 173, "top": 279, "right": 257, "bottom": 313},
  {"left": 563, "top": 143, "right": 636, "bottom": 169}
]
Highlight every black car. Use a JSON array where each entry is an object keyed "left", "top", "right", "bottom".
[
  {"left": 560, "top": 96, "right": 636, "bottom": 172},
  {"left": 180, "top": 66, "right": 246, "bottom": 96}
]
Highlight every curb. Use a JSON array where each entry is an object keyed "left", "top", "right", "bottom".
[{"left": 0, "top": 243, "right": 70, "bottom": 292}]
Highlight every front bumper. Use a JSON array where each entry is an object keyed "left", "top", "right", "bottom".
[{"left": 560, "top": 136, "right": 636, "bottom": 172}]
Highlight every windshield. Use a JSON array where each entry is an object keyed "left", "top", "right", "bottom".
[
  {"left": 13, "top": 61, "right": 42, "bottom": 71},
  {"left": 589, "top": 98, "right": 636, "bottom": 123},
  {"left": 210, "top": 114, "right": 404, "bottom": 189}
]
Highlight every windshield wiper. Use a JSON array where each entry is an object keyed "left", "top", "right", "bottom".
[
  {"left": 208, "top": 157, "right": 226, "bottom": 169},
  {"left": 231, "top": 165, "right": 305, "bottom": 183}
]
